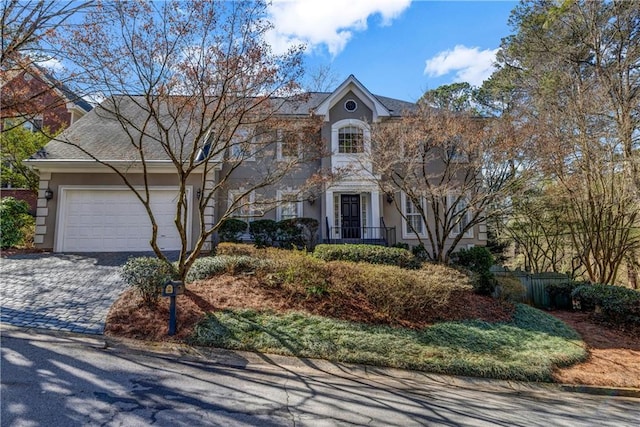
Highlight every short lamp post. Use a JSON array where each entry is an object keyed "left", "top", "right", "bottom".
[{"left": 161, "top": 280, "right": 184, "bottom": 336}]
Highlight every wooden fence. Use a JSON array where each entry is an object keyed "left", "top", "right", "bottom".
[{"left": 490, "top": 266, "right": 572, "bottom": 309}]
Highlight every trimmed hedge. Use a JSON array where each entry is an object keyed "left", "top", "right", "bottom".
[
  {"left": 572, "top": 284, "right": 640, "bottom": 327},
  {"left": 313, "top": 243, "right": 420, "bottom": 269},
  {"left": 121, "top": 257, "right": 176, "bottom": 306},
  {"left": 451, "top": 247, "right": 496, "bottom": 295},
  {"left": 249, "top": 219, "right": 278, "bottom": 248},
  {"left": 218, "top": 218, "right": 248, "bottom": 242},
  {"left": 276, "top": 217, "right": 319, "bottom": 250}
]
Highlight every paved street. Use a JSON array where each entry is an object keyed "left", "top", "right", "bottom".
[
  {"left": 0, "top": 253, "right": 132, "bottom": 334},
  {"left": 2, "top": 327, "right": 638, "bottom": 426}
]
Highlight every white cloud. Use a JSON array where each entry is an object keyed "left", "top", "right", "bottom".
[
  {"left": 266, "top": 0, "right": 411, "bottom": 56},
  {"left": 28, "top": 55, "right": 64, "bottom": 72},
  {"left": 424, "top": 45, "right": 498, "bottom": 86}
]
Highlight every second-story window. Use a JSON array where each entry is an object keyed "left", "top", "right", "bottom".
[
  {"left": 338, "top": 126, "right": 364, "bottom": 154},
  {"left": 24, "top": 115, "right": 43, "bottom": 132},
  {"left": 278, "top": 130, "right": 300, "bottom": 160},
  {"left": 230, "top": 128, "right": 255, "bottom": 161}
]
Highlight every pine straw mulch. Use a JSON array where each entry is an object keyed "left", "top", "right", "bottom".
[
  {"left": 105, "top": 275, "right": 639, "bottom": 388},
  {"left": 105, "top": 274, "right": 512, "bottom": 341},
  {"left": 549, "top": 310, "right": 640, "bottom": 388}
]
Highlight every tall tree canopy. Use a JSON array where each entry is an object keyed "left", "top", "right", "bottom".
[
  {"left": 490, "top": 0, "right": 640, "bottom": 284},
  {"left": 419, "top": 82, "right": 475, "bottom": 113}
]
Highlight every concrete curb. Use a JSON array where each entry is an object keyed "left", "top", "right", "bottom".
[
  {"left": 559, "top": 384, "right": 640, "bottom": 399},
  {"left": 3, "top": 324, "right": 638, "bottom": 399}
]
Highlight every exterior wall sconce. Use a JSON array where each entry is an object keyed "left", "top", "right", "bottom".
[
  {"left": 44, "top": 188, "right": 54, "bottom": 200},
  {"left": 307, "top": 194, "right": 316, "bottom": 205},
  {"left": 196, "top": 188, "right": 202, "bottom": 200},
  {"left": 386, "top": 193, "right": 394, "bottom": 204}
]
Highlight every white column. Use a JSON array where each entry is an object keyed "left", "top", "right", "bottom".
[
  {"left": 322, "top": 190, "right": 335, "bottom": 239},
  {"left": 370, "top": 190, "right": 380, "bottom": 237}
]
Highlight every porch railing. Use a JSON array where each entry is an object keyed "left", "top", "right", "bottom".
[{"left": 324, "top": 225, "right": 396, "bottom": 247}]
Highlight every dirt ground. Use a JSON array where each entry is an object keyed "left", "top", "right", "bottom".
[{"left": 104, "top": 275, "right": 639, "bottom": 389}]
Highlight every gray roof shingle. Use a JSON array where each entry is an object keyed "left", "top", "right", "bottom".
[{"left": 35, "top": 92, "right": 416, "bottom": 161}]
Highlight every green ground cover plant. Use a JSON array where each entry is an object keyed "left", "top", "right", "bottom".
[
  {"left": 186, "top": 255, "right": 274, "bottom": 282},
  {"left": 191, "top": 304, "right": 586, "bottom": 382}
]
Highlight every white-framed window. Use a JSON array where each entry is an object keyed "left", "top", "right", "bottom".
[
  {"left": 196, "top": 131, "right": 215, "bottom": 162},
  {"left": 449, "top": 194, "right": 473, "bottom": 238},
  {"left": 277, "top": 130, "right": 301, "bottom": 160},
  {"left": 228, "top": 189, "right": 256, "bottom": 219},
  {"left": 276, "top": 190, "right": 303, "bottom": 221},
  {"left": 338, "top": 125, "right": 364, "bottom": 153},
  {"left": 401, "top": 192, "right": 426, "bottom": 238},
  {"left": 344, "top": 99, "right": 358, "bottom": 112},
  {"left": 24, "top": 115, "right": 43, "bottom": 132},
  {"left": 229, "top": 128, "right": 255, "bottom": 161}
]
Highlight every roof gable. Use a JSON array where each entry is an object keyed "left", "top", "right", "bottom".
[{"left": 313, "top": 75, "right": 391, "bottom": 122}]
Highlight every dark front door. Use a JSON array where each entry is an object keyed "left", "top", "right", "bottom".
[{"left": 341, "top": 195, "right": 361, "bottom": 239}]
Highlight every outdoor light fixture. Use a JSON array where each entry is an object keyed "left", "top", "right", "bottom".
[
  {"left": 44, "top": 188, "right": 54, "bottom": 200},
  {"left": 307, "top": 194, "right": 316, "bottom": 205},
  {"left": 386, "top": 193, "right": 394, "bottom": 204},
  {"left": 196, "top": 188, "right": 202, "bottom": 200}
]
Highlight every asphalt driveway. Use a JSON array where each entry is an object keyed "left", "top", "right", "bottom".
[{"left": 0, "top": 253, "right": 133, "bottom": 334}]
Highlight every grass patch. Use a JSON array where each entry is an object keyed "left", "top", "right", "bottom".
[{"left": 191, "top": 304, "right": 586, "bottom": 382}]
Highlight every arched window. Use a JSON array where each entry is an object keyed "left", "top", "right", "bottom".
[{"left": 338, "top": 126, "right": 364, "bottom": 153}]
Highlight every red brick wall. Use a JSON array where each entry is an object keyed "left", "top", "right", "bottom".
[{"left": 0, "top": 70, "right": 72, "bottom": 133}]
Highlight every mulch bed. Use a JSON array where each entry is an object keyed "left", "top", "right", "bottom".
[
  {"left": 104, "top": 277, "right": 639, "bottom": 388},
  {"left": 549, "top": 310, "right": 640, "bottom": 388},
  {"left": 105, "top": 274, "right": 513, "bottom": 341}
]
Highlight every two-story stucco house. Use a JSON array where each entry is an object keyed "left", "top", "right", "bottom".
[{"left": 26, "top": 75, "right": 487, "bottom": 253}]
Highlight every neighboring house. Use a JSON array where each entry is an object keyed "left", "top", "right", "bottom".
[
  {"left": 25, "top": 75, "right": 487, "bottom": 253},
  {"left": 1, "top": 63, "right": 92, "bottom": 211},
  {"left": 0, "top": 63, "right": 93, "bottom": 133}
]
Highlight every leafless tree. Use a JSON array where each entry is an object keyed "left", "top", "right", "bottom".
[
  {"left": 367, "top": 105, "right": 525, "bottom": 263},
  {"left": 47, "top": 0, "right": 327, "bottom": 281}
]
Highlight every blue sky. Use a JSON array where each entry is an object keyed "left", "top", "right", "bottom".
[{"left": 266, "top": 0, "right": 518, "bottom": 101}]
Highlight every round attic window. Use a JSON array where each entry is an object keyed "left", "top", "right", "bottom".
[{"left": 344, "top": 99, "right": 358, "bottom": 112}]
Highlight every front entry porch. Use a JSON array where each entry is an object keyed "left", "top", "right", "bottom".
[
  {"left": 323, "top": 189, "right": 396, "bottom": 246},
  {"left": 324, "top": 223, "right": 396, "bottom": 246}
]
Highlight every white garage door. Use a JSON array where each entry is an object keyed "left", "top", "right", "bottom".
[{"left": 57, "top": 188, "right": 188, "bottom": 252}]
